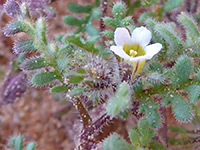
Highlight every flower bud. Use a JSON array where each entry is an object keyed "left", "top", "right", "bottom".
[
  {"left": 3, "top": 0, "right": 21, "bottom": 18},
  {"left": 1, "top": 72, "right": 27, "bottom": 104}
]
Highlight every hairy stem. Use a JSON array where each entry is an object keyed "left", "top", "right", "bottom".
[
  {"left": 73, "top": 98, "right": 92, "bottom": 129},
  {"left": 100, "top": 0, "right": 108, "bottom": 47},
  {"left": 78, "top": 114, "right": 115, "bottom": 150},
  {"left": 158, "top": 101, "right": 168, "bottom": 147}
]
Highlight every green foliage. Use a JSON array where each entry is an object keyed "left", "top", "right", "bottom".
[
  {"left": 68, "top": 75, "right": 84, "bottom": 84},
  {"left": 67, "top": 3, "right": 92, "bottom": 13},
  {"left": 185, "top": 84, "right": 200, "bottom": 103},
  {"left": 26, "top": 142, "right": 36, "bottom": 150},
  {"left": 139, "top": 99, "right": 161, "bottom": 128},
  {"left": 50, "top": 85, "right": 68, "bottom": 93},
  {"left": 14, "top": 135, "right": 23, "bottom": 150},
  {"left": 4, "top": 21, "right": 32, "bottom": 36},
  {"left": 141, "top": 0, "right": 158, "bottom": 7},
  {"left": 148, "top": 62, "right": 163, "bottom": 74},
  {"left": 31, "top": 71, "right": 62, "bottom": 86},
  {"left": 103, "top": 133, "right": 132, "bottom": 150},
  {"left": 137, "top": 118, "right": 155, "bottom": 146},
  {"left": 103, "top": 118, "right": 166, "bottom": 150},
  {"left": 63, "top": 0, "right": 100, "bottom": 35},
  {"left": 106, "top": 82, "right": 131, "bottom": 118},
  {"left": 64, "top": 35, "right": 99, "bottom": 54},
  {"left": 197, "top": 69, "right": 200, "bottom": 81},
  {"left": 168, "top": 125, "right": 187, "bottom": 133},
  {"left": 162, "top": 0, "right": 183, "bottom": 12},
  {"left": 178, "top": 13, "right": 200, "bottom": 38},
  {"left": 145, "top": 63, "right": 165, "bottom": 86},
  {"left": 162, "top": 93, "right": 193, "bottom": 122},
  {"left": 178, "top": 13, "right": 200, "bottom": 48},
  {"left": 112, "top": 2, "right": 126, "bottom": 19},
  {"left": 8, "top": 135, "right": 36, "bottom": 150},
  {"left": 77, "top": 68, "right": 87, "bottom": 74},
  {"left": 103, "top": 2, "right": 132, "bottom": 38},
  {"left": 68, "top": 87, "right": 84, "bottom": 97},
  {"left": 149, "top": 141, "right": 168, "bottom": 150},
  {"left": 13, "top": 40, "right": 36, "bottom": 54},
  {"left": 171, "top": 55, "right": 192, "bottom": 85},
  {"left": 132, "top": 80, "right": 143, "bottom": 94},
  {"left": 139, "top": 12, "right": 157, "bottom": 23},
  {"left": 63, "top": 16, "right": 82, "bottom": 26},
  {"left": 56, "top": 57, "right": 70, "bottom": 71},
  {"left": 35, "top": 17, "right": 47, "bottom": 43},
  {"left": 20, "top": 57, "right": 48, "bottom": 71},
  {"left": 4, "top": 0, "right": 200, "bottom": 149},
  {"left": 155, "top": 23, "right": 183, "bottom": 57}
]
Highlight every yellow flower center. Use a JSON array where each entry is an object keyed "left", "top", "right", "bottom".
[
  {"left": 123, "top": 44, "right": 146, "bottom": 57},
  {"left": 122, "top": 44, "right": 146, "bottom": 77},
  {"left": 129, "top": 50, "right": 138, "bottom": 57}
]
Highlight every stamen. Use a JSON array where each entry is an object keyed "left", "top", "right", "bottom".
[{"left": 129, "top": 49, "right": 138, "bottom": 57}]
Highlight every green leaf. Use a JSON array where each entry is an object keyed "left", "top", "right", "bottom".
[
  {"left": 67, "top": 3, "right": 92, "bottom": 13},
  {"left": 139, "top": 12, "right": 157, "bottom": 23},
  {"left": 144, "top": 18, "right": 157, "bottom": 30},
  {"left": 4, "top": 21, "right": 33, "bottom": 37},
  {"left": 85, "top": 24, "right": 100, "bottom": 36},
  {"left": 15, "top": 135, "right": 23, "bottom": 150},
  {"left": 63, "top": 16, "right": 82, "bottom": 26},
  {"left": 55, "top": 34, "right": 64, "bottom": 42},
  {"left": 26, "top": 142, "right": 36, "bottom": 150},
  {"left": 20, "top": 57, "right": 48, "bottom": 71},
  {"left": 128, "top": 129, "right": 140, "bottom": 146},
  {"left": 69, "top": 75, "right": 84, "bottom": 84},
  {"left": 162, "top": 93, "right": 193, "bottom": 122},
  {"left": 155, "top": 23, "right": 183, "bottom": 57},
  {"left": 103, "top": 30, "right": 114, "bottom": 38},
  {"left": 149, "top": 141, "right": 168, "bottom": 150},
  {"left": 8, "top": 136, "right": 16, "bottom": 148},
  {"left": 168, "top": 125, "right": 187, "bottom": 133},
  {"left": 103, "top": 133, "right": 132, "bottom": 150},
  {"left": 106, "top": 82, "right": 131, "bottom": 118},
  {"left": 178, "top": 13, "right": 200, "bottom": 38},
  {"left": 140, "top": 130, "right": 155, "bottom": 146},
  {"left": 112, "top": 2, "right": 126, "bottom": 19},
  {"left": 133, "top": 81, "right": 143, "bottom": 94},
  {"left": 141, "top": 0, "right": 158, "bottom": 7},
  {"left": 56, "top": 58, "right": 69, "bottom": 71},
  {"left": 121, "top": 16, "right": 132, "bottom": 26},
  {"left": 139, "top": 99, "right": 161, "bottom": 128},
  {"left": 185, "top": 84, "right": 200, "bottom": 103},
  {"left": 171, "top": 55, "right": 191, "bottom": 85},
  {"left": 64, "top": 34, "right": 99, "bottom": 54},
  {"left": 13, "top": 40, "right": 36, "bottom": 54},
  {"left": 162, "top": 0, "right": 183, "bottom": 12},
  {"left": 148, "top": 62, "right": 163, "bottom": 74},
  {"left": 197, "top": 69, "right": 200, "bottom": 81},
  {"left": 50, "top": 85, "right": 68, "bottom": 93},
  {"left": 77, "top": 68, "right": 87, "bottom": 74},
  {"left": 68, "top": 87, "right": 84, "bottom": 97},
  {"left": 35, "top": 17, "right": 47, "bottom": 43},
  {"left": 103, "top": 17, "right": 117, "bottom": 28},
  {"left": 92, "top": 8, "right": 101, "bottom": 19},
  {"left": 31, "top": 72, "right": 61, "bottom": 86},
  {"left": 138, "top": 118, "right": 150, "bottom": 136}
]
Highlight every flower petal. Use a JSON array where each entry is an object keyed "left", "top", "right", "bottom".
[
  {"left": 129, "top": 55, "right": 148, "bottom": 61},
  {"left": 144, "top": 43, "right": 162, "bottom": 60},
  {"left": 131, "top": 26, "right": 152, "bottom": 48},
  {"left": 110, "top": 46, "right": 132, "bottom": 60},
  {"left": 114, "top": 28, "right": 133, "bottom": 46}
]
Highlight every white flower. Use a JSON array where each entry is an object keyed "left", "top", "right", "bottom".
[{"left": 110, "top": 26, "right": 162, "bottom": 75}]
